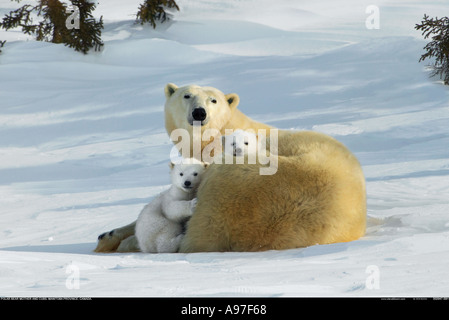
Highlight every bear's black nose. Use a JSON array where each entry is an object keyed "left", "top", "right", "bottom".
[
  {"left": 192, "top": 107, "right": 207, "bottom": 121},
  {"left": 184, "top": 181, "right": 191, "bottom": 187}
]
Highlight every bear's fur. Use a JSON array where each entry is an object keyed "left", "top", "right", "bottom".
[
  {"left": 179, "top": 130, "right": 366, "bottom": 252},
  {"left": 135, "top": 159, "right": 208, "bottom": 253}
]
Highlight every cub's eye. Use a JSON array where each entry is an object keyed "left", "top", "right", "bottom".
[
  {"left": 179, "top": 173, "right": 183, "bottom": 176},
  {"left": 193, "top": 173, "right": 198, "bottom": 176},
  {"left": 184, "top": 94, "right": 191, "bottom": 99},
  {"left": 211, "top": 98, "right": 217, "bottom": 104},
  {"left": 244, "top": 142, "right": 249, "bottom": 145}
]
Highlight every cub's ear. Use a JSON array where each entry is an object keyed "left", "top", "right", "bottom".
[
  {"left": 225, "top": 93, "right": 240, "bottom": 110},
  {"left": 165, "top": 83, "right": 178, "bottom": 99},
  {"left": 203, "top": 162, "right": 210, "bottom": 168},
  {"left": 169, "top": 162, "right": 175, "bottom": 169}
]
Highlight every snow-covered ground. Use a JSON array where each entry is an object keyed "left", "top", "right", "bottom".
[{"left": 1, "top": 0, "right": 449, "bottom": 297}]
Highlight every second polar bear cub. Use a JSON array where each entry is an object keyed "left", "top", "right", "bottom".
[
  {"left": 135, "top": 158, "right": 208, "bottom": 253},
  {"left": 221, "top": 129, "right": 263, "bottom": 157}
]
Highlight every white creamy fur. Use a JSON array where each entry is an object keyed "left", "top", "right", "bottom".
[
  {"left": 135, "top": 158, "right": 208, "bottom": 253},
  {"left": 221, "top": 129, "right": 262, "bottom": 157}
]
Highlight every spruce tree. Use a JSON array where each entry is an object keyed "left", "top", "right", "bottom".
[
  {"left": 136, "top": 0, "right": 179, "bottom": 28},
  {"left": 415, "top": 15, "right": 449, "bottom": 85},
  {"left": 0, "top": 0, "right": 103, "bottom": 54}
]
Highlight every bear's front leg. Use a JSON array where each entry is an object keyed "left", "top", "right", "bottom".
[
  {"left": 94, "top": 221, "right": 136, "bottom": 252},
  {"left": 162, "top": 199, "right": 196, "bottom": 223}
]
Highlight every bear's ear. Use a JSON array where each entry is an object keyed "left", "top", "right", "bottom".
[
  {"left": 165, "top": 83, "right": 178, "bottom": 99},
  {"left": 169, "top": 162, "right": 175, "bottom": 169},
  {"left": 225, "top": 93, "right": 240, "bottom": 110},
  {"left": 203, "top": 162, "right": 210, "bottom": 168}
]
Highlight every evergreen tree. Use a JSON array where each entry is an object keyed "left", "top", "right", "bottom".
[
  {"left": 0, "top": 0, "right": 103, "bottom": 54},
  {"left": 415, "top": 15, "right": 449, "bottom": 85},
  {"left": 136, "top": 0, "right": 179, "bottom": 28},
  {"left": 0, "top": 40, "right": 5, "bottom": 53}
]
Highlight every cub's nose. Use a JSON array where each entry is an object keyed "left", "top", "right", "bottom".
[
  {"left": 184, "top": 181, "right": 191, "bottom": 187},
  {"left": 192, "top": 107, "right": 207, "bottom": 121}
]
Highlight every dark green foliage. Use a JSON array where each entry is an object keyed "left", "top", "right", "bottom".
[
  {"left": 136, "top": 0, "right": 179, "bottom": 28},
  {"left": 415, "top": 15, "right": 449, "bottom": 85},
  {"left": 65, "top": 0, "right": 104, "bottom": 53},
  {"left": 0, "top": 2, "right": 39, "bottom": 37},
  {"left": 0, "top": 0, "right": 103, "bottom": 54}
]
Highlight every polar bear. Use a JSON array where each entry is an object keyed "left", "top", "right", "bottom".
[
  {"left": 221, "top": 129, "right": 262, "bottom": 157},
  {"left": 135, "top": 158, "right": 208, "bottom": 253},
  {"left": 164, "top": 83, "right": 272, "bottom": 159},
  {"left": 95, "top": 158, "right": 207, "bottom": 253},
  {"left": 94, "top": 84, "right": 366, "bottom": 253}
]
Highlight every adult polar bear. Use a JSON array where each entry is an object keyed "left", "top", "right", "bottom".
[{"left": 94, "top": 83, "right": 366, "bottom": 253}]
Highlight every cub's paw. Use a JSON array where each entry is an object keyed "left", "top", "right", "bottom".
[{"left": 190, "top": 198, "right": 198, "bottom": 213}]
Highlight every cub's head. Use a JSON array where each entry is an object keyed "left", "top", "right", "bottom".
[
  {"left": 169, "top": 158, "right": 209, "bottom": 192},
  {"left": 222, "top": 129, "right": 261, "bottom": 157},
  {"left": 164, "top": 83, "right": 240, "bottom": 132}
]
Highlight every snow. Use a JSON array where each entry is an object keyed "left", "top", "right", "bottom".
[{"left": 1, "top": 0, "right": 449, "bottom": 297}]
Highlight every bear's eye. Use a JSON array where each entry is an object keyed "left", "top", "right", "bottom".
[
  {"left": 193, "top": 173, "right": 198, "bottom": 176},
  {"left": 211, "top": 98, "right": 217, "bottom": 104},
  {"left": 184, "top": 94, "right": 191, "bottom": 99},
  {"left": 244, "top": 142, "right": 249, "bottom": 145},
  {"left": 179, "top": 173, "right": 183, "bottom": 176}
]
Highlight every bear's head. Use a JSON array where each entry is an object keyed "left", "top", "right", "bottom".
[
  {"left": 221, "top": 129, "right": 261, "bottom": 157},
  {"left": 164, "top": 83, "right": 240, "bottom": 134},
  {"left": 169, "top": 158, "right": 209, "bottom": 193}
]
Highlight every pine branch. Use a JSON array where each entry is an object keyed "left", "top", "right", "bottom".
[
  {"left": 136, "top": 0, "right": 179, "bottom": 28},
  {"left": 0, "top": 0, "right": 104, "bottom": 54},
  {"left": 415, "top": 15, "right": 449, "bottom": 84},
  {"left": 0, "top": 4, "right": 39, "bottom": 35},
  {"left": 0, "top": 40, "right": 5, "bottom": 54}
]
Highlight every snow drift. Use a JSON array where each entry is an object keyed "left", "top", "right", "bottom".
[{"left": 0, "top": 0, "right": 448, "bottom": 297}]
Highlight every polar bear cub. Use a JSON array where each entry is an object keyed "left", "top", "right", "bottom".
[
  {"left": 135, "top": 158, "right": 208, "bottom": 253},
  {"left": 221, "top": 129, "right": 262, "bottom": 157}
]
